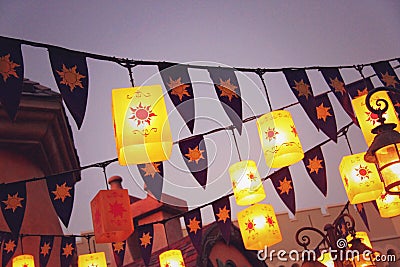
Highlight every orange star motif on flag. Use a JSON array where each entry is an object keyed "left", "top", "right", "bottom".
[
  {"left": 0, "top": 54, "right": 20, "bottom": 82},
  {"left": 62, "top": 243, "right": 74, "bottom": 257},
  {"left": 140, "top": 232, "right": 152, "bottom": 248},
  {"left": 355, "top": 165, "right": 372, "bottom": 180},
  {"left": 307, "top": 156, "right": 323, "bottom": 174},
  {"left": 129, "top": 102, "right": 157, "bottom": 126},
  {"left": 356, "top": 88, "right": 368, "bottom": 98},
  {"left": 329, "top": 77, "right": 346, "bottom": 95},
  {"left": 3, "top": 240, "right": 16, "bottom": 253},
  {"left": 187, "top": 217, "right": 201, "bottom": 234},
  {"left": 2, "top": 192, "right": 24, "bottom": 212},
  {"left": 113, "top": 242, "right": 125, "bottom": 253},
  {"left": 216, "top": 78, "right": 238, "bottom": 101},
  {"left": 141, "top": 162, "right": 161, "bottom": 178},
  {"left": 52, "top": 182, "right": 72, "bottom": 202},
  {"left": 277, "top": 177, "right": 293, "bottom": 195},
  {"left": 292, "top": 79, "right": 311, "bottom": 99},
  {"left": 356, "top": 203, "right": 364, "bottom": 213},
  {"left": 56, "top": 64, "right": 86, "bottom": 92},
  {"left": 108, "top": 201, "right": 127, "bottom": 218},
  {"left": 185, "top": 145, "right": 205, "bottom": 164},
  {"left": 40, "top": 242, "right": 52, "bottom": 256},
  {"left": 381, "top": 72, "right": 399, "bottom": 87},
  {"left": 245, "top": 219, "right": 256, "bottom": 233},
  {"left": 216, "top": 206, "right": 230, "bottom": 223},
  {"left": 265, "top": 216, "right": 275, "bottom": 227},
  {"left": 316, "top": 103, "right": 332, "bottom": 122},
  {"left": 167, "top": 77, "right": 191, "bottom": 101},
  {"left": 291, "top": 125, "right": 298, "bottom": 137},
  {"left": 265, "top": 127, "right": 279, "bottom": 142}
]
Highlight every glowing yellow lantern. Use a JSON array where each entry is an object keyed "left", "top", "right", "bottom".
[
  {"left": 318, "top": 252, "right": 334, "bottom": 267},
  {"left": 351, "top": 91, "right": 400, "bottom": 146},
  {"left": 237, "top": 204, "right": 282, "bottom": 250},
  {"left": 78, "top": 252, "right": 107, "bottom": 267},
  {"left": 347, "top": 232, "right": 372, "bottom": 248},
  {"left": 159, "top": 250, "right": 186, "bottom": 267},
  {"left": 12, "top": 255, "right": 35, "bottom": 267},
  {"left": 376, "top": 191, "right": 400, "bottom": 218},
  {"left": 257, "top": 110, "right": 304, "bottom": 168},
  {"left": 90, "top": 189, "right": 134, "bottom": 243},
  {"left": 229, "top": 160, "right": 266, "bottom": 206},
  {"left": 112, "top": 85, "right": 173, "bottom": 165},
  {"left": 339, "top": 152, "right": 384, "bottom": 204}
]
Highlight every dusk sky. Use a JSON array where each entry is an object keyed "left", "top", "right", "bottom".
[{"left": 1, "top": 1, "right": 399, "bottom": 235}]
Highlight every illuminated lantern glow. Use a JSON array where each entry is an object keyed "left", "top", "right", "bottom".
[
  {"left": 90, "top": 189, "right": 134, "bottom": 243},
  {"left": 339, "top": 153, "right": 384, "bottom": 204},
  {"left": 229, "top": 160, "right": 266, "bottom": 206},
  {"left": 12, "top": 255, "right": 35, "bottom": 267},
  {"left": 237, "top": 203, "right": 282, "bottom": 250},
  {"left": 346, "top": 231, "right": 372, "bottom": 248},
  {"left": 376, "top": 191, "right": 400, "bottom": 218},
  {"left": 256, "top": 110, "right": 304, "bottom": 168},
  {"left": 159, "top": 250, "right": 186, "bottom": 267},
  {"left": 318, "top": 252, "right": 334, "bottom": 267},
  {"left": 78, "top": 252, "right": 107, "bottom": 267},
  {"left": 112, "top": 85, "right": 173, "bottom": 165}
]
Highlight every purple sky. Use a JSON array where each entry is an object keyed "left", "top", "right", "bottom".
[{"left": 1, "top": 1, "right": 399, "bottom": 235}]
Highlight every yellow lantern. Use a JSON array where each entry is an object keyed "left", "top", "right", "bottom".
[
  {"left": 351, "top": 91, "right": 400, "bottom": 146},
  {"left": 237, "top": 203, "right": 282, "bottom": 250},
  {"left": 12, "top": 255, "right": 35, "bottom": 267},
  {"left": 112, "top": 85, "right": 173, "bottom": 165},
  {"left": 318, "top": 252, "right": 334, "bottom": 267},
  {"left": 90, "top": 189, "right": 134, "bottom": 243},
  {"left": 78, "top": 252, "right": 107, "bottom": 267},
  {"left": 339, "top": 152, "right": 384, "bottom": 204},
  {"left": 229, "top": 160, "right": 266, "bottom": 206},
  {"left": 346, "top": 232, "right": 372, "bottom": 248},
  {"left": 159, "top": 250, "right": 186, "bottom": 267},
  {"left": 257, "top": 110, "right": 304, "bottom": 168},
  {"left": 375, "top": 191, "right": 400, "bottom": 218}
]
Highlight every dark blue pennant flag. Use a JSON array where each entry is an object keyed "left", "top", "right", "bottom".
[
  {"left": 212, "top": 196, "right": 232, "bottom": 243},
  {"left": 46, "top": 173, "right": 75, "bottom": 228},
  {"left": 184, "top": 208, "right": 203, "bottom": 253},
  {"left": 336, "top": 216, "right": 349, "bottom": 238},
  {"left": 39, "top": 235, "right": 55, "bottom": 267},
  {"left": 270, "top": 167, "right": 296, "bottom": 215},
  {"left": 0, "top": 182, "right": 26, "bottom": 233},
  {"left": 137, "top": 161, "right": 164, "bottom": 201},
  {"left": 346, "top": 77, "right": 374, "bottom": 100},
  {"left": 179, "top": 135, "right": 208, "bottom": 189},
  {"left": 283, "top": 69, "right": 319, "bottom": 130},
  {"left": 303, "top": 146, "right": 327, "bottom": 196},
  {"left": 158, "top": 63, "right": 195, "bottom": 133},
  {"left": 60, "top": 236, "right": 76, "bottom": 267},
  {"left": 320, "top": 68, "right": 357, "bottom": 124},
  {"left": 354, "top": 203, "right": 370, "bottom": 231},
  {"left": 0, "top": 37, "right": 24, "bottom": 120},
  {"left": 315, "top": 93, "right": 337, "bottom": 142},
  {"left": 208, "top": 67, "right": 243, "bottom": 134},
  {"left": 48, "top": 47, "right": 89, "bottom": 129},
  {"left": 112, "top": 240, "right": 126, "bottom": 267},
  {"left": 2, "top": 232, "right": 18, "bottom": 267},
  {"left": 137, "top": 224, "right": 154, "bottom": 266}
]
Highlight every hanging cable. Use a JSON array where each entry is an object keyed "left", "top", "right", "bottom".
[
  {"left": 256, "top": 69, "right": 273, "bottom": 112},
  {"left": 20, "top": 234, "right": 24, "bottom": 254},
  {"left": 86, "top": 236, "right": 92, "bottom": 254},
  {"left": 343, "top": 129, "right": 354, "bottom": 155},
  {"left": 230, "top": 126, "right": 242, "bottom": 161}
]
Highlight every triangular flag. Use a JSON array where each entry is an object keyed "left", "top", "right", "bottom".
[
  {"left": 0, "top": 182, "right": 26, "bottom": 233},
  {"left": 315, "top": 94, "right": 337, "bottom": 142},
  {"left": 336, "top": 215, "right": 349, "bottom": 238},
  {"left": 60, "top": 236, "right": 76, "bottom": 267},
  {"left": 283, "top": 69, "right": 319, "bottom": 130},
  {"left": 158, "top": 62, "right": 195, "bottom": 133},
  {"left": 208, "top": 67, "right": 243, "bottom": 134},
  {"left": 137, "top": 224, "right": 154, "bottom": 266},
  {"left": 212, "top": 197, "right": 232, "bottom": 243},
  {"left": 354, "top": 203, "right": 370, "bottom": 231},
  {"left": 2, "top": 232, "right": 18, "bottom": 267},
  {"left": 39, "top": 235, "right": 55, "bottom": 267},
  {"left": 303, "top": 146, "right": 327, "bottom": 196},
  {"left": 48, "top": 47, "right": 89, "bottom": 129},
  {"left": 137, "top": 161, "right": 164, "bottom": 201},
  {"left": 0, "top": 37, "right": 24, "bottom": 120},
  {"left": 184, "top": 208, "right": 203, "bottom": 253},
  {"left": 112, "top": 240, "right": 126, "bottom": 267},
  {"left": 346, "top": 77, "right": 374, "bottom": 100},
  {"left": 179, "top": 135, "right": 208, "bottom": 188},
  {"left": 270, "top": 167, "right": 296, "bottom": 215},
  {"left": 46, "top": 173, "right": 75, "bottom": 228}
]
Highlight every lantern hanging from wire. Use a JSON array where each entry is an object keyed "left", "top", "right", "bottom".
[
  {"left": 159, "top": 250, "right": 186, "bottom": 267},
  {"left": 375, "top": 191, "right": 400, "bottom": 218},
  {"left": 78, "top": 252, "right": 107, "bottom": 267},
  {"left": 12, "top": 255, "right": 35, "bottom": 267}
]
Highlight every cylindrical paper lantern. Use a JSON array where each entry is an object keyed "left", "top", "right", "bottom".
[
  {"left": 318, "top": 252, "right": 334, "bottom": 267},
  {"left": 112, "top": 85, "right": 173, "bottom": 165},
  {"left": 339, "top": 153, "right": 384, "bottom": 204},
  {"left": 78, "top": 252, "right": 107, "bottom": 267},
  {"left": 257, "top": 110, "right": 304, "bottom": 168},
  {"left": 374, "top": 143, "right": 400, "bottom": 194},
  {"left": 346, "top": 232, "right": 372, "bottom": 248},
  {"left": 159, "top": 250, "right": 185, "bottom": 267},
  {"left": 229, "top": 160, "right": 266, "bottom": 206},
  {"left": 237, "top": 204, "right": 282, "bottom": 250},
  {"left": 376, "top": 191, "right": 400, "bottom": 218},
  {"left": 12, "top": 255, "right": 35, "bottom": 267},
  {"left": 90, "top": 189, "right": 134, "bottom": 243}
]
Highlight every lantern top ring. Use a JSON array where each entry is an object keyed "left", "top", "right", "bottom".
[{"left": 365, "top": 86, "right": 400, "bottom": 125}]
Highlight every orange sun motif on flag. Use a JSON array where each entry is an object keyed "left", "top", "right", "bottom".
[
  {"left": 265, "top": 127, "right": 279, "bottom": 142},
  {"left": 291, "top": 125, "right": 298, "bottom": 137},
  {"left": 245, "top": 219, "right": 256, "bottom": 233},
  {"left": 3, "top": 240, "right": 16, "bottom": 253},
  {"left": 40, "top": 242, "right": 52, "bottom": 256},
  {"left": 108, "top": 201, "right": 127, "bottom": 218},
  {"left": 62, "top": 243, "right": 74, "bottom": 257},
  {"left": 381, "top": 72, "right": 399, "bottom": 87},
  {"left": 140, "top": 232, "right": 152, "bottom": 248},
  {"left": 356, "top": 203, "right": 364, "bottom": 213},
  {"left": 56, "top": 64, "right": 86, "bottom": 92},
  {"left": 167, "top": 77, "right": 191, "bottom": 101},
  {"left": 292, "top": 79, "right": 311, "bottom": 99},
  {"left": 113, "top": 242, "right": 125, "bottom": 253},
  {"left": 278, "top": 177, "right": 293, "bottom": 195},
  {"left": 355, "top": 165, "right": 372, "bottom": 180},
  {"left": 217, "top": 78, "right": 238, "bottom": 101},
  {"left": 307, "top": 156, "right": 323, "bottom": 174},
  {"left": 0, "top": 54, "right": 20, "bottom": 82},
  {"left": 141, "top": 162, "right": 161, "bottom": 178},
  {"left": 185, "top": 145, "right": 205, "bottom": 164},
  {"left": 316, "top": 103, "right": 332, "bottom": 122},
  {"left": 365, "top": 111, "right": 382, "bottom": 125},
  {"left": 187, "top": 217, "right": 201, "bottom": 234},
  {"left": 265, "top": 216, "right": 275, "bottom": 227},
  {"left": 356, "top": 88, "right": 368, "bottom": 98},
  {"left": 216, "top": 206, "right": 230, "bottom": 223},
  {"left": 329, "top": 77, "right": 346, "bottom": 95},
  {"left": 2, "top": 192, "right": 24, "bottom": 212},
  {"left": 129, "top": 102, "right": 157, "bottom": 126},
  {"left": 52, "top": 182, "right": 72, "bottom": 202}
]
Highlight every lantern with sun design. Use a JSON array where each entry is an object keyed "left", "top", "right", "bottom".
[
  {"left": 339, "top": 152, "right": 384, "bottom": 204},
  {"left": 318, "top": 252, "right": 334, "bottom": 267},
  {"left": 237, "top": 203, "right": 282, "bottom": 250},
  {"left": 159, "top": 249, "right": 186, "bottom": 267},
  {"left": 256, "top": 110, "right": 304, "bottom": 168},
  {"left": 112, "top": 85, "right": 173, "bottom": 165},
  {"left": 375, "top": 191, "right": 400, "bottom": 218},
  {"left": 90, "top": 189, "right": 134, "bottom": 243},
  {"left": 229, "top": 160, "right": 266, "bottom": 206},
  {"left": 12, "top": 254, "right": 35, "bottom": 267},
  {"left": 346, "top": 231, "right": 372, "bottom": 248},
  {"left": 78, "top": 252, "right": 107, "bottom": 267}
]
